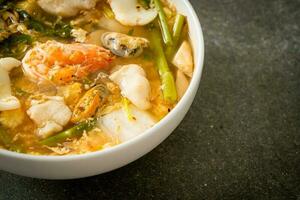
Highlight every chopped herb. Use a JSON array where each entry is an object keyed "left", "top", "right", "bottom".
[
  {"left": 0, "top": 1, "right": 74, "bottom": 58},
  {"left": 122, "top": 97, "right": 135, "bottom": 121},
  {"left": 139, "top": 0, "right": 151, "bottom": 9},
  {"left": 147, "top": 22, "right": 156, "bottom": 31},
  {"left": 103, "top": 3, "right": 115, "bottom": 19},
  {"left": 20, "top": 10, "right": 73, "bottom": 38},
  {"left": 128, "top": 28, "right": 134, "bottom": 36},
  {"left": 82, "top": 77, "right": 93, "bottom": 85},
  {"left": 14, "top": 87, "right": 30, "bottom": 97},
  {"left": 143, "top": 51, "right": 153, "bottom": 61}
]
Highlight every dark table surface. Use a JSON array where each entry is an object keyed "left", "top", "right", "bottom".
[{"left": 1, "top": 0, "right": 299, "bottom": 199}]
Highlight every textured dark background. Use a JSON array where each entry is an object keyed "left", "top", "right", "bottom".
[{"left": 0, "top": 0, "right": 299, "bottom": 199}]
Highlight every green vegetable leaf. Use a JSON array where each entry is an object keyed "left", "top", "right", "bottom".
[
  {"left": 19, "top": 10, "right": 73, "bottom": 38},
  {"left": 40, "top": 119, "right": 97, "bottom": 146},
  {"left": 139, "top": 0, "right": 151, "bottom": 9},
  {"left": 0, "top": 33, "right": 33, "bottom": 59}
]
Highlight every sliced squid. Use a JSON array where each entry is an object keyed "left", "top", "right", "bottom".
[
  {"left": 37, "top": 0, "right": 98, "bottom": 17},
  {"left": 101, "top": 32, "right": 149, "bottom": 57},
  {"left": 98, "top": 105, "right": 157, "bottom": 142},
  {"left": 0, "top": 57, "right": 21, "bottom": 111},
  {"left": 108, "top": 0, "right": 158, "bottom": 26},
  {"left": 22, "top": 41, "right": 114, "bottom": 85},
  {"left": 109, "top": 64, "right": 151, "bottom": 110},
  {"left": 27, "top": 96, "right": 72, "bottom": 139}
]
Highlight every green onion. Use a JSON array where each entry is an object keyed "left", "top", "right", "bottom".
[
  {"left": 153, "top": 0, "right": 173, "bottom": 46},
  {"left": 150, "top": 24, "right": 177, "bottom": 102},
  {"left": 40, "top": 119, "right": 97, "bottom": 147},
  {"left": 122, "top": 97, "right": 135, "bottom": 121},
  {"left": 166, "top": 14, "right": 185, "bottom": 59}
]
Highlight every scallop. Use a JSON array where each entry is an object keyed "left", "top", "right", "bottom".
[{"left": 108, "top": 0, "right": 157, "bottom": 26}]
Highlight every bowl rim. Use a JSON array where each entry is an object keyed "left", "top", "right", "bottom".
[{"left": 0, "top": 0, "right": 205, "bottom": 161}]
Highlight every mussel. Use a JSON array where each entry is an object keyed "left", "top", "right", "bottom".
[{"left": 101, "top": 32, "right": 149, "bottom": 58}]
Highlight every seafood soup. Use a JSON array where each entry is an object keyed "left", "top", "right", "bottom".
[{"left": 0, "top": 0, "right": 194, "bottom": 155}]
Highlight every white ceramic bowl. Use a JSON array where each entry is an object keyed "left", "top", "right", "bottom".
[{"left": 0, "top": 0, "right": 204, "bottom": 179}]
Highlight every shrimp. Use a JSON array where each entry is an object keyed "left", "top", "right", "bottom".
[{"left": 22, "top": 41, "right": 114, "bottom": 85}]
